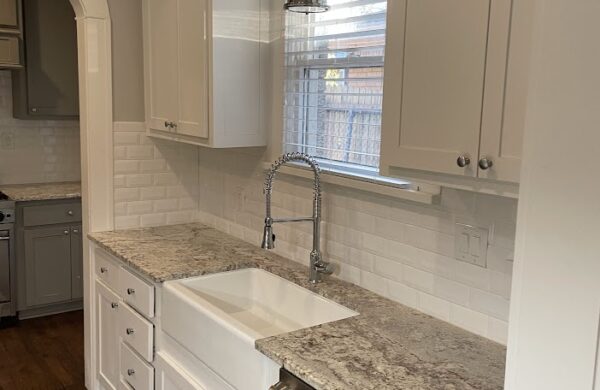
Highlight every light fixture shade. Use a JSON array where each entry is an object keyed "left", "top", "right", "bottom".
[{"left": 284, "top": 0, "right": 329, "bottom": 14}]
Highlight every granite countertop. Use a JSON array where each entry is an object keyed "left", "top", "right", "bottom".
[
  {"left": 89, "top": 223, "right": 506, "bottom": 390},
  {"left": 0, "top": 181, "right": 81, "bottom": 202}
]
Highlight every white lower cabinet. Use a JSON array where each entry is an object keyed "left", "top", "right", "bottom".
[
  {"left": 96, "top": 280, "right": 121, "bottom": 390},
  {"left": 94, "top": 249, "right": 156, "bottom": 390},
  {"left": 121, "top": 342, "right": 155, "bottom": 390},
  {"left": 155, "top": 352, "right": 205, "bottom": 390}
]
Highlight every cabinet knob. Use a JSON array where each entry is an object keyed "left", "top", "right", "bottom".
[
  {"left": 126, "top": 328, "right": 135, "bottom": 335},
  {"left": 111, "top": 302, "right": 119, "bottom": 309},
  {"left": 127, "top": 288, "right": 136, "bottom": 295},
  {"left": 456, "top": 155, "right": 471, "bottom": 168},
  {"left": 171, "top": 121, "right": 177, "bottom": 129},
  {"left": 164, "top": 121, "right": 170, "bottom": 129},
  {"left": 478, "top": 157, "right": 494, "bottom": 170},
  {"left": 63, "top": 230, "right": 70, "bottom": 235},
  {"left": 100, "top": 267, "right": 108, "bottom": 274},
  {"left": 127, "top": 369, "right": 135, "bottom": 376},
  {"left": 67, "top": 210, "right": 74, "bottom": 216},
  {"left": 73, "top": 228, "right": 79, "bottom": 234}
]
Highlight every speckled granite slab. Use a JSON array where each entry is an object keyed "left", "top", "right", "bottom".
[
  {"left": 89, "top": 223, "right": 506, "bottom": 390},
  {"left": 0, "top": 181, "right": 81, "bottom": 201}
]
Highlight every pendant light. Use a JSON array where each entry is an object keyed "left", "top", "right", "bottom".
[{"left": 284, "top": 0, "right": 329, "bottom": 14}]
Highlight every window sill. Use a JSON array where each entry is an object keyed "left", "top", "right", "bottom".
[{"left": 262, "top": 161, "right": 441, "bottom": 205}]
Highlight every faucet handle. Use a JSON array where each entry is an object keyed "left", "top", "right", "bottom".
[{"left": 314, "top": 261, "right": 334, "bottom": 275}]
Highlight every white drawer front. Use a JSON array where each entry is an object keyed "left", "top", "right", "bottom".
[
  {"left": 96, "top": 249, "right": 120, "bottom": 292},
  {"left": 121, "top": 342, "right": 154, "bottom": 390},
  {"left": 120, "top": 267, "right": 155, "bottom": 318},
  {"left": 120, "top": 302, "right": 154, "bottom": 362}
]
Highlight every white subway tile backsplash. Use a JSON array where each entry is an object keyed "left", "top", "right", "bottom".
[
  {"left": 470, "top": 289, "right": 511, "bottom": 321},
  {"left": 418, "top": 292, "right": 451, "bottom": 321},
  {"left": 112, "top": 124, "right": 517, "bottom": 345},
  {"left": 0, "top": 71, "right": 81, "bottom": 185},
  {"left": 113, "top": 122, "right": 199, "bottom": 230}
]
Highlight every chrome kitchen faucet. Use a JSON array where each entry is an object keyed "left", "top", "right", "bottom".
[{"left": 261, "top": 152, "right": 333, "bottom": 283}]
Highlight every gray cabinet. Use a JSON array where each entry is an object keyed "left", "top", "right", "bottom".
[
  {"left": 23, "top": 225, "right": 72, "bottom": 307},
  {"left": 12, "top": 0, "right": 78, "bottom": 119},
  {"left": 0, "top": 0, "right": 18, "bottom": 28},
  {"left": 16, "top": 199, "right": 83, "bottom": 315}
]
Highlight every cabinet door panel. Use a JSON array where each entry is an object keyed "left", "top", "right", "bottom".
[
  {"left": 145, "top": 0, "right": 179, "bottom": 132},
  {"left": 24, "top": 226, "right": 72, "bottom": 307},
  {"left": 381, "top": 0, "right": 491, "bottom": 176},
  {"left": 20, "top": 0, "right": 78, "bottom": 117},
  {"left": 96, "top": 280, "right": 121, "bottom": 390},
  {"left": 71, "top": 225, "right": 83, "bottom": 300},
  {"left": 479, "top": 0, "right": 533, "bottom": 183},
  {"left": 176, "top": 0, "right": 209, "bottom": 139},
  {"left": 0, "top": 0, "right": 18, "bottom": 28}
]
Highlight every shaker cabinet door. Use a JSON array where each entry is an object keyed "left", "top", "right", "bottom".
[
  {"left": 381, "top": 0, "right": 492, "bottom": 177},
  {"left": 175, "top": 0, "right": 209, "bottom": 139},
  {"left": 96, "top": 280, "right": 121, "bottom": 390},
  {"left": 0, "top": 0, "right": 18, "bottom": 28},
  {"left": 478, "top": 0, "right": 533, "bottom": 183},
  {"left": 23, "top": 226, "right": 72, "bottom": 307},
  {"left": 144, "top": 0, "right": 179, "bottom": 133}
]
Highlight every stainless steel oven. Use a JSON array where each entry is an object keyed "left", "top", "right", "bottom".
[{"left": 0, "top": 198, "right": 15, "bottom": 321}]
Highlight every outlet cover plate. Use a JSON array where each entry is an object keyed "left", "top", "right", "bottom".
[{"left": 454, "top": 222, "right": 488, "bottom": 268}]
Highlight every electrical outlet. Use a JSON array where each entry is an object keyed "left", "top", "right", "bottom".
[
  {"left": 454, "top": 222, "right": 488, "bottom": 268},
  {"left": 0, "top": 131, "right": 15, "bottom": 150}
]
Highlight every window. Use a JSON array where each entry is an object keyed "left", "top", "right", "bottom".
[{"left": 283, "top": 0, "right": 387, "bottom": 171}]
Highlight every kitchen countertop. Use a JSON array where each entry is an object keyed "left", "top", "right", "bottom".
[
  {"left": 0, "top": 181, "right": 81, "bottom": 202},
  {"left": 89, "top": 223, "right": 506, "bottom": 390}
]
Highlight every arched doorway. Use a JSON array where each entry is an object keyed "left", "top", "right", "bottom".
[{"left": 68, "top": 0, "right": 113, "bottom": 387}]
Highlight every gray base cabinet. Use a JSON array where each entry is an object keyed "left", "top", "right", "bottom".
[{"left": 16, "top": 199, "right": 83, "bottom": 314}]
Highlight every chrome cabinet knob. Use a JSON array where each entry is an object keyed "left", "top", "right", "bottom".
[
  {"left": 63, "top": 230, "right": 69, "bottom": 235},
  {"left": 171, "top": 121, "right": 177, "bottom": 129},
  {"left": 127, "top": 369, "right": 135, "bottom": 376},
  {"left": 126, "top": 328, "right": 135, "bottom": 335},
  {"left": 127, "top": 288, "right": 135, "bottom": 295},
  {"left": 456, "top": 155, "right": 471, "bottom": 168},
  {"left": 478, "top": 157, "right": 494, "bottom": 170},
  {"left": 100, "top": 267, "right": 108, "bottom": 274},
  {"left": 111, "top": 302, "right": 119, "bottom": 309},
  {"left": 164, "top": 120, "right": 170, "bottom": 129},
  {"left": 67, "top": 210, "right": 74, "bottom": 216},
  {"left": 73, "top": 228, "right": 79, "bottom": 234}
]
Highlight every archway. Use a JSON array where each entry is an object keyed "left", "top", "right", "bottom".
[{"left": 68, "top": 0, "right": 114, "bottom": 387}]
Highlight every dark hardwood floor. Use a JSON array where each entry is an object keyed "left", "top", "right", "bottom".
[{"left": 0, "top": 311, "right": 85, "bottom": 390}]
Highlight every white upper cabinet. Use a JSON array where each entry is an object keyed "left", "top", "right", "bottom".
[
  {"left": 380, "top": 0, "right": 532, "bottom": 183},
  {"left": 142, "top": 0, "right": 267, "bottom": 148}
]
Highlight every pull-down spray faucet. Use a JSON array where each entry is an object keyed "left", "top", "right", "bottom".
[{"left": 261, "top": 152, "right": 333, "bottom": 283}]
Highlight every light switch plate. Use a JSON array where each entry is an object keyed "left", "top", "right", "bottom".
[{"left": 454, "top": 222, "right": 488, "bottom": 268}]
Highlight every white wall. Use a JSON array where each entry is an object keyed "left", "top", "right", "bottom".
[
  {"left": 0, "top": 71, "right": 81, "bottom": 185},
  {"left": 505, "top": 1, "right": 600, "bottom": 388}
]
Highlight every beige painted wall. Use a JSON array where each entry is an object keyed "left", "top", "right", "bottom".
[{"left": 108, "top": 0, "right": 145, "bottom": 121}]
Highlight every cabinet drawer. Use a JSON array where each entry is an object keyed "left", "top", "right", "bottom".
[
  {"left": 119, "top": 268, "right": 155, "bottom": 318},
  {"left": 119, "top": 302, "right": 154, "bottom": 362},
  {"left": 121, "top": 342, "right": 154, "bottom": 390},
  {"left": 0, "top": 36, "right": 19, "bottom": 66},
  {"left": 95, "top": 249, "right": 120, "bottom": 292},
  {"left": 22, "top": 202, "right": 82, "bottom": 227}
]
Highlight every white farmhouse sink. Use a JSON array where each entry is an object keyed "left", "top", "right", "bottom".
[{"left": 162, "top": 268, "right": 358, "bottom": 390}]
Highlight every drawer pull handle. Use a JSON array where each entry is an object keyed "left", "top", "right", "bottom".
[
  {"left": 126, "top": 328, "right": 135, "bottom": 335},
  {"left": 127, "top": 288, "right": 136, "bottom": 295},
  {"left": 111, "top": 302, "right": 119, "bottom": 309},
  {"left": 127, "top": 369, "right": 135, "bottom": 376},
  {"left": 63, "top": 230, "right": 69, "bottom": 235},
  {"left": 67, "top": 210, "right": 74, "bottom": 216},
  {"left": 100, "top": 267, "right": 108, "bottom": 274}
]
